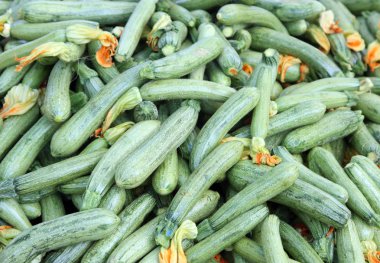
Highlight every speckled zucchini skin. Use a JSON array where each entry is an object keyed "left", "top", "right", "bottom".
[
  {"left": 0, "top": 198, "right": 31, "bottom": 230},
  {"left": 152, "top": 150, "right": 179, "bottom": 195},
  {"left": 356, "top": 93, "right": 380, "bottom": 124},
  {"left": 336, "top": 219, "right": 366, "bottom": 263}
]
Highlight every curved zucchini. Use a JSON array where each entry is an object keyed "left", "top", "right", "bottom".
[
  {"left": 283, "top": 110, "right": 363, "bottom": 153},
  {"left": 351, "top": 155, "right": 380, "bottom": 189},
  {"left": 355, "top": 93, "right": 380, "bottom": 124},
  {"left": 336, "top": 219, "right": 366, "bottom": 263},
  {"left": 57, "top": 176, "right": 88, "bottom": 195},
  {"left": 81, "top": 120, "right": 160, "bottom": 210},
  {"left": 349, "top": 122, "right": 380, "bottom": 163},
  {"left": 0, "top": 64, "right": 31, "bottom": 96},
  {"left": 140, "top": 79, "right": 236, "bottom": 102},
  {"left": 115, "top": 101, "right": 199, "bottom": 189},
  {"left": 217, "top": 4, "right": 288, "bottom": 34},
  {"left": 133, "top": 101, "right": 158, "bottom": 122},
  {"left": 20, "top": 202, "right": 41, "bottom": 220},
  {"left": 155, "top": 141, "right": 244, "bottom": 248},
  {"left": 0, "top": 198, "right": 31, "bottom": 230},
  {"left": 40, "top": 193, "right": 65, "bottom": 222},
  {"left": 190, "top": 87, "right": 259, "bottom": 170},
  {"left": 233, "top": 237, "right": 265, "bottom": 263},
  {"left": 152, "top": 150, "right": 179, "bottom": 195},
  {"left": 0, "top": 208, "right": 120, "bottom": 263}
]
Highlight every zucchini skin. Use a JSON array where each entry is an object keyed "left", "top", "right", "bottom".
[
  {"left": 206, "top": 61, "right": 231, "bottom": 86},
  {"left": 187, "top": 206, "right": 269, "bottom": 263},
  {"left": 0, "top": 208, "right": 120, "bottom": 263},
  {"left": 21, "top": 62, "right": 51, "bottom": 90},
  {"left": 82, "top": 194, "right": 156, "bottom": 263},
  {"left": 21, "top": 1, "right": 137, "bottom": 25},
  {"left": 336, "top": 219, "right": 366, "bottom": 263},
  {"left": 43, "top": 61, "right": 74, "bottom": 123},
  {"left": 0, "top": 116, "right": 61, "bottom": 180},
  {"left": 155, "top": 141, "right": 244, "bottom": 248},
  {"left": 351, "top": 155, "right": 380, "bottom": 189},
  {"left": 286, "top": 78, "right": 362, "bottom": 95},
  {"left": 140, "top": 79, "right": 236, "bottom": 102},
  {"left": 50, "top": 62, "right": 147, "bottom": 157},
  {"left": 196, "top": 162, "right": 298, "bottom": 241},
  {"left": 190, "top": 87, "right": 259, "bottom": 170},
  {"left": 355, "top": 93, "right": 380, "bottom": 124},
  {"left": 81, "top": 120, "right": 160, "bottom": 210},
  {"left": 133, "top": 101, "right": 158, "bottom": 122},
  {"left": 0, "top": 198, "right": 31, "bottom": 230},
  {"left": 157, "top": 0, "right": 195, "bottom": 27},
  {"left": 283, "top": 110, "right": 363, "bottom": 153},
  {"left": 0, "top": 104, "right": 40, "bottom": 161},
  {"left": 152, "top": 150, "right": 179, "bottom": 195},
  {"left": 175, "top": 0, "right": 230, "bottom": 10},
  {"left": 233, "top": 237, "right": 265, "bottom": 263},
  {"left": 0, "top": 64, "right": 31, "bottom": 96},
  {"left": 98, "top": 185, "right": 127, "bottom": 215},
  {"left": 349, "top": 122, "right": 380, "bottom": 163},
  {"left": 115, "top": 101, "right": 200, "bottom": 189},
  {"left": 249, "top": 27, "right": 343, "bottom": 78},
  {"left": 115, "top": 0, "right": 156, "bottom": 62},
  {"left": 217, "top": 4, "right": 288, "bottom": 34},
  {"left": 20, "top": 202, "right": 41, "bottom": 220},
  {"left": 308, "top": 147, "right": 380, "bottom": 227},
  {"left": 40, "top": 193, "right": 65, "bottom": 222},
  {"left": 367, "top": 122, "right": 380, "bottom": 143}
]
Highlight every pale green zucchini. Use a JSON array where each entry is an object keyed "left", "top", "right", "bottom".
[
  {"left": 357, "top": 16, "right": 375, "bottom": 45},
  {"left": 80, "top": 138, "right": 109, "bottom": 155},
  {"left": 175, "top": 0, "right": 230, "bottom": 10},
  {"left": 20, "top": 202, "right": 41, "bottom": 220},
  {"left": 217, "top": 4, "right": 288, "bottom": 34},
  {"left": 179, "top": 127, "right": 198, "bottom": 161},
  {"left": 57, "top": 176, "right": 88, "bottom": 195},
  {"left": 0, "top": 149, "right": 107, "bottom": 199},
  {"left": 20, "top": 1, "right": 137, "bottom": 25},
  {"left": 283, "top": 110, "right": 363, "bottom": 153},
  {"left": 4, "top": 39, "right": 28, "bottom": 51},
  {"left": 152, "top": 150, "right": 179, "bottom": 195},
  {"left": 352, "top": 214, "right": 375, "bottom": 241},
  {"left": 206, "top": 61, "right": 231, "bottom": 86},
  {"left": 76, "top": 60, "right": 104, "bottom": 98},
  {"left": 115, "top": 101, "right": 199, "bottom": 189},
  {"left": 133, "top": 101, "right": 158, "bottom": 122},
  {"left": 140, "top": 79, "right": 236, "bottom": 102},
  {"left": 98, "top": 185, "right": 127, "bottom": 215},
  {"left": 308, "top": 147, "right": 380, "bottom": 227},
  {"left": 230, "top": 29, "right": 252, "bottom": 52},
  {"left": 44, "top": 242, "right": 93, "bottom": 263},
  {"left": 355, "top": 93, "right": 380, "bottom": 124},
  {"left": 190, "top": 87, "right": 259, "bottom": 170},
  {"left": 284, "top": 20, "right": 308, "bottom": 36},
  {"left": 0, "top": 198, "right": 32, "bottom": 230},
  {"left": 367, "top": 122, "right": 380, "bottom": 143},
  {"left": 349, "top": 122, "right": 380, "bottom": 163},
  {"left": 187, "top": 206, "right": 269, "bottom": 263},
  {"left": 157, "top": 0, "right": 195, "bottom": 27},
  {"left": 0, "top": 209, "right": 120, "bottom": 263},
  {"left": 321, "top": 138, "right": 347, "bottom": 165},
  {"left": 327, "top": 33, "right": 354, "bottom": 73},
  {"left": 191, "top": 9, "right": 212, "bottom": 26},
  {"left": 18, "top": 187, "right": 56, "bottom": 204},
  {"left": 40, "top": 193, "right": 65, "bottom": 222},
  {"left": 336, "top": 219, "right": 366, "bottom": 263},
  {"left": 21, "top": 62, "right": 51, "bottom": 90},
  {"left": 155, "top": 141, "right": 244, "bottom": 248},
  {"left": 351, "top": 155, "right": 380, "bottom": 188},
  {"left": 233, "top": 237, "right": 265, "bottom": 263},
  {"left": 11, "top": 20, "right": 98, "bottom": 41},
  {"left": 158, "top": 21, "right": 188, "bottom": 56},
  {"left": 115, "top": 0, "right": 156, "bottom": 62},
  {"left": 81, "top": 120, "right": 160, "bottom": 210},
  {"left": 280, "top": 221, "right": 324, "bottom": 263},
  {"left": 197, "top": 162, "right": 298, "bottom": 241},
  {"left": 177, "top": 156, "right": 191, "bottom": 187},
  {"left": 0, "top": 64, "right": 31, "bottom": 96}
]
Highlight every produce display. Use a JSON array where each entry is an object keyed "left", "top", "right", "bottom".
[{"left": 1, "top": 0, "right": 380, "bottom": 262}]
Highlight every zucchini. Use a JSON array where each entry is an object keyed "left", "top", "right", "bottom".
[
  {"left": 152, "top": 150, "right": 178, "bottom": 195},
  {"left": 327, "top": 33, "right": 354, "bottom": 73},
  {"left": 367, "top": 122, "right": 380, "bottom": 143},
  {"left": 351, "top": 155, "right": 380, "bottom": 189},
  {"left": 177, "top": 156, "right": 191, "bottom": 187},
  {"left": 157, "top": 0, "right": 195, "bottom": 27},
  {"left": 175, "top": 0, "right": 230, "bottom": 10},
  {"left": 217, "top": 4, "right": 288, "bottom": 34},
  {"left": 20, "top": 202, "right": 41, "bottom": 220},
  {"left": 233, "top": 237, "right": 265, "bottom": 263},
  {"left": 155, "top": 141, "right": 244, "bottom": 248},
  {"left": 0, "top": 116, "right": 61, "bottom": 180},
  {"left": 81, "top": 120, "right": 160, "bottom": 210},
  {"left": 133, "top": 101, "right": 158, "bottom": 122},
  {"left": 0, "top": 198, "right": 31, "bottom": 230},
  {"left": 355, "top": 93, "right": 380, "bottom": 124},
  {"left": 284, "top": 20, "right": 308, "bottom": 36},
  {"left": 357, "top": 16, "right": 375, "bottom": 45},
  {"left": 249, "top": 27, "right": 343, "bottom": 78},
  {"left": 0, "top": 104, "right": 39, "bottom": 160},
  {"left": 158, "top": 21, "right": 188, "bottom": 56},
  {"left": 279, "top": 221, "right": 324, "bottom": 263},
  {"left": 57, "top": 176, "right": 88, "bottom": 195},
  {"left": 80, "top": 138, "right": 108, "bottom": 155},
  {"left": 40, "top": 193, "right": 65, "bottom": 222},
  {"left": 21, "top": 62, "right": 51, "bottom": 90},
  {"left": 44, "top": 242, "right": 92, "bottom": 263},
  {"left": 267, "top": 101, "right": 326, "bottom": 137},
  {"left": 230, "top": 29, "right": 252, "bottom": 52},
  {"left": 43, "top": 61, "right": 74, "bottom": 122},
  {"left": 115, "top": 0, "right": 156, "bottom": 62},
  {"left": 20, "top": 1, "right": 137, "bottom": 25},
  {"left": 191, "top": 9, "right": 212, "bottom": 26},
  {"left": 140, "top": 79, "right": 236, "bottom": 102},
  {"left": 11, "top": 20, "right": 98, "bottom": 41},
  {"left": 336, "top": 219, "right": 366, "bottom": 263},
  {"left": 308, "top": 147, "right": 380, "bottom": 227},
  {"left": 179, "top": 127, "right": 198, "bottom": 161},
  {"left": 18, "top": 187, "right": 56, "bottom": 204},
  {"left": 190, "top": 87, "right": 259, "bottom": 170},
  {"left": 98, "top": 185, "right": 127, "bottom": 215},
  {"left": 0, "top": 208, "right": 120, "bottom": 263},
  {"left": 0, "top": 149, "right": 107, "bottom": 199},
  {"left": 196, "top": 162, "right": 298, "bottom": 241},
  {"left": 186, "top": 206, "right": 269, "bottom": 263},
  {"left": 352, "top": 214, "right": 375, "bottom": 241},
  {"left": 76, "top": 60, "right": 104, "bottom": 98},
  {"left": 283, "top": 110, "right": 363, "bottom": 153},
  {"left": 349, "top": 122, "right": 380, "bottom": 163},
  {"left": 0, "top": 64, "right": 31, "bottom": 96},
  {"left": 206, "top": 61, "right": 231, "bottom": 87},
  {"left": 115, "top": 101, "right": 199, "bottom": 189}
]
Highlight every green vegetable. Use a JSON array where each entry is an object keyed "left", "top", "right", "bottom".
[
  {"left": 355, "top": 93, "right": 380, "bottom": 124},
  {"left": 57, "top": 176, "right": 88, "bottom": 195},
  {"left": 336, "top": 219, "right": 366, "bottom": 263},
  {"left": 233, "top": 237, "right": 265, "bottom": 263},
  {"left": 152, "top": 150, "right": 179, "bottom": 195},
  {"left": 349, "top": 122, "right": 380, "bottom": 163},
  {"left": 40, "top": 193, "right": 65, "bottom": 222},
  {"left": 0, "top": 64, "right": 31, "bottom": 96},
  {"left": 0, "top": 198, "right": 31, "bottom": 230},
  {"left": 20, "top": 202, "right": 41, "bottom": 220}
]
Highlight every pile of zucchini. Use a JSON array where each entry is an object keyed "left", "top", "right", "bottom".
[{"left": 1, "top": 0, "right": 380, "bottom": 262}]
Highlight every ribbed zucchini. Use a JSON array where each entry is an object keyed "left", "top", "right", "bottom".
[
  {"left": 57, "top": 176, "right": 88, "bottom": 195},
  {"left": 0, "top": 64, "right": 31, "bottom": 96},
  {"left": 233, "top": 237, "right": 265, "bottom": 263},
  {"left": 20, "top": 202, "right": 41, "bottom": 220},
  {"left": 349, "top": 122, "right": 380, "bottom": 163},
  {"left": 152, "top": 150, "right": 179, "bottom": 195},
  {"left": 355, "top": 93, "right": 380, "bottom": 124},
  {"left": 351, "top": 155, "right": 380, "bottom": 188},
  {"left": 0, "top": 198, "right": 31, "bottom": 230},
  {"left": 336, "top": 219, "right": 366, "bottom": 263},
  {"left": 40, "top": 193, "right": 65, "bottom": 222}
]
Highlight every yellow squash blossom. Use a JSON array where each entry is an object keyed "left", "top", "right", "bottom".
[
  {"left": 345, "top": 32, "right": 365, "bottom": 52},
  {"left": 365, "top": 41, "right": 380, "bottom": 72},
  {"left": 319, "top": 10, "right": 343, "bottom": 34},
  {"left": 277, "top": 55, "right": 301, "bottom": 83}
]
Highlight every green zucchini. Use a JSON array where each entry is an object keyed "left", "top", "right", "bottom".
[
  {"left": 115, "top": 0, "right": 156, "bottom": 62},
  {"left": 157, "top": 0, "right": 195, "bottom": 27},
  {"left": 179, "top": 127, "right": 198, "bottom": 161},
  {"left": 351, "top": 155, "right": 380, "bottom": 189},
  {"left": 81, "top": 120, "right": 160, "bottom": 210},
  {"left": 20, "top": 1, "right": 137, "bottom": 25},
  {"left": 4, "top": 39, "right": 28, "bottom": 51},
  {"left": 327, "top": 33, "right": 354, "bottom": 73},
  {"left": 349, "top": 122, "right": 380, "bottom": 163},
  {"left": 283, "top": 110, "right": 363, "bottom": 153},
  {"left": 217, "top": 4, "right": 288, "bottom": 34},
  {"left": 249, "top": 27, "right": 343, "bottom": 78},
  {"left": 265, "top": 131, "right": 287, "bottom": 151},
  {"left": 158, "top": 21, "right": 188, "bottom": 56},
  {"left": 177, "top": 155, "right": 191, "bottom": 187},
  {"left": 98, "top": 185, "right": 127, "bottom": 215},
  {"left": 0, "top": 116, "right": 61, "bottom": 180},
  {"left": 21, "top": 62, "right": 51, "bottom": 90},
  {"left": 0, "top": 29, "right": 67, "bottom": 71},
  {"left": 230, "top": 29, "right": 252, "bottom": 52},
  {"left": 276, "top": 91, "right": 358, "bottom": 112},
  {"left": 115, "top": 101, "right": 199, "bottom": 189},
  {"left": 190, "top": 87, "right": 259, "bottom": 170},
  {"left": 0, "top": 208, "right": 120, "bottom": 263},
  {"left": 80, "top": 138, "right": 109, "bottom": 155},
  {"left": 18, "top": 187, "right": 56, "bottom": 204},
  {"left": 0, "top": 149, "right": 107, "bottom": 199},
  {"left": 155, "top": 141, "right": 244, "bottom": 247},
  {"left": 140, "top": 79, "right": 236, "bottom": 102},
  {"left": 133, "top": 101, "right": 158, "bottom": 122},
  {"left": 175, "top": 0, "right": 230, "bottom": 10},
  {"left": 20, "top": 202, "right": 41, "bottom": 220},
  {"left": 197, "top": 162, "right": 298, "bottom": 241},
  {"left": 367, "top": 122, "right": 380, "bottom": 143},
  {"left": 81, "top": 193, "right": 156, "bottom": 263},
  {"left": 233, "top": 237, "right": 265, "bottom": 263},
  {"left": 279, "top": 221, "right": 324, "bottom": 263},
  {"left": 268, "top": 101, "right": 326, "bottom": 137},
  {"left": 50, "top": 62, "right": 146, "bottom": 157},
  {"left": 357, "top": 16, "right": 375, "bottom": 45},
  {"left": 0, "top": 198, "right": 31, "bottom": 230},
  {"left": 44, "top": 242, "right": 93, "bottom": 263},
  {"left": 336, "top": 219, "right": 366, "bottom": 263},
  {"left": 0, "top": 64, "right": 31, "bottom": 96},
  {"left": 76, "top": 60, "right": 104, "bottom": 98},
  {"left": 284, "top": 20, "right": 308, "bottom": 36},
  {"left": 11, "top": 20, "right": 98, "bottom": 41},
  {"left": 0, "top": 104, "right": 39, "bottom": 161},
  {"left": 355, "top": 93, "right": 380, "bottom": 124},
  {"left": 43, "top": 61, "right": 73, "bottom": 122},
  {"left": 152, "top": 150, "right": 179, "bottom": 195},
  {"left": 352, "top": 214, "right": 375, "bottom": 241},
  {"left": 40, "top": 193, "right": 65, "bottom": 222},
  {"left": 308, "top": 147, "right": 380, "bottom": 227},
  {"left": 206, "top": 61, "right": 231, "bottom": 86},
  {"left": 57, "top": 176, "right": 88, "bottom": 195}
]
